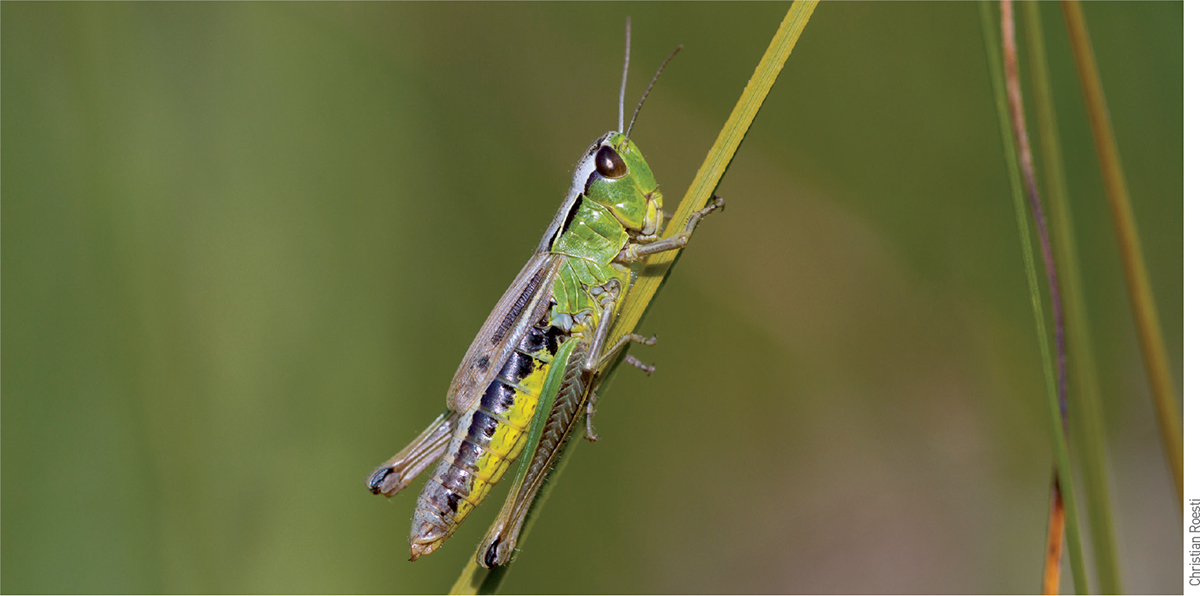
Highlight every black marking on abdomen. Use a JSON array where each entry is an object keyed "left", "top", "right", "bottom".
[
  {"left": 521, "top": 326, "right": 553, "bottom": 354},
  {"left": 498, "top": 352, "right": 534, "bottom": 386},
  {"left": 423, "top": 485, "right": 463, "bottom": 523},
  {"left": 444, "top": 492, "right": 462, "bottom": 515},
  {"left": 520, "top": 321, "right": 567, "bottom": 357},
  {"left": 434, "top": 463, "right": 474, "bottom": 500},
  {"left": 453, "top": 438, "right": 486, "bottom": 468},
  {"left": 468, "top": 410, "right": 499, "bottom": 441},
  {"left": 479, "top": 380, "right": 516, "bottom": 416}
]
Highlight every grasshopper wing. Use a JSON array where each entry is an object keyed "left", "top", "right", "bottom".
[{"left": 445, "top": 252, "right": 563, "bottom": 414}]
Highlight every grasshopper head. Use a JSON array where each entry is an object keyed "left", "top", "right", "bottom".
[{"left": 583, "top": 132, "right": 662, "bottom": 237}]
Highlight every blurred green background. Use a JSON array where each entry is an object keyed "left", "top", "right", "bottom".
[{"left": 1, "top": 2, "right": 1181, "bottom": 593}]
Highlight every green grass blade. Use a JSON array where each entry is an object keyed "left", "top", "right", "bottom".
[
  {"left": 978, "top": 2, "right": 1088, "bottom": 592},
  {"left": 449, "top": 2, "right": 819, "bottom": 592},
  {"left": 1022, "top": 3, "right": 1121, "bottom": 592}
]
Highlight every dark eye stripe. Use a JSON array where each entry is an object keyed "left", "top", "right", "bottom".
[{"left": 583, "top": 170, "right": 602, "bottom": 196}]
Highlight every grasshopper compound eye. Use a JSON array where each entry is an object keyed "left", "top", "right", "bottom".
[{"left": 595, "top": 145, "right": 627, "bottom": 179}]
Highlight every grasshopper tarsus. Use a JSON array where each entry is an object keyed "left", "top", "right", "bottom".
[
  {"left": 585, "top": 393, "right": 602, "bottom": 442},
  {"left": 624, "top": 354, "right": 655, "bottom": 376}
]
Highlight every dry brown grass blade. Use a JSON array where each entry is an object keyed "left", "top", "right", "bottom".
[{"left": 1060, "top": 0, "right": 1181, "bottom": 506}]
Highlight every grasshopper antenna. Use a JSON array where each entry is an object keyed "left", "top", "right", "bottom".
[
  {"left": 626, "top": 44, "right": 682, "bottom": 139},
  {"left": 618, "top": 17, "right": 631, "bottom": 134}
]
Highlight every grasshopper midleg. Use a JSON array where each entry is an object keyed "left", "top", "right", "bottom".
[{"left": 584, "top": 342, "right": 658, "bottom": 443}]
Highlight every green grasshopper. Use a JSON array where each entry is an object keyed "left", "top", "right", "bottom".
[{"left": 365, "top": 23, "right": 721, "bottom": 569}]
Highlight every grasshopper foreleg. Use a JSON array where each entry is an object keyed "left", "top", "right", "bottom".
[{"left": 618, "top": 194, "right": 724, "bottom": 262}]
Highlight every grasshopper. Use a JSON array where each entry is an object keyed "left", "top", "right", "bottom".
[{"left": 365, "top": 22, "right": 721, "bottom": 568}]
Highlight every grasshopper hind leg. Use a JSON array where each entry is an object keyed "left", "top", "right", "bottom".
[{"left": 365, "top": 410, "right": 456, "bottom": 497}]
